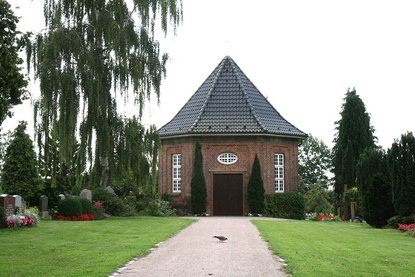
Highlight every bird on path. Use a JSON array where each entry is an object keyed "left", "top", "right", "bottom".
[{"left": 213, "top": 235, "right": 228, "bottom": 242}]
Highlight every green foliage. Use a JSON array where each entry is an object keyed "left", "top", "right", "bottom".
[
  {"left": 78, "top": 198, "right": 93, "bottom": 214},
  {"left": 388, "top": 132, "right": 415, "bottom": 216},
  {"left": 387, "top": 215, "right": 415, "bottom": 229},
  {"left": 247, "top": 155, "right": 265, "bottom": 214},
  {"left": 28, "top": 0, "right": 182, "bottom": 189},
  {"left": 191, "top": 142, "right": 207, "bottom": 214},
  {"left": 91, "top": 205, "right": 104, "bottom": 220},
  {"left": 265, "top": 192, "right": 305, "bottom": 219},
  {"left": 304, "top": 184, "right": 332, "bottom": 214},
  {"left": 1, "top": 122, "right": 42, "bottom": 205},
  {"left": 57, "top": 198, "right": 82, "bottom": 217},
  {"left": 356, "top": 147, "right": 394, "bottom": 228},
  {"left": 333, "top": 88, "right": 375, "bottom": 195},
  {"left": 0, "top": 207, "right": 6, "bottom": 229},
  {"left": 0, "top": 1, "right": 28, "bottom": 125},
  {"left": 298, "top": 134, "right": 332, "bottom": 192},
  {"left": 140, "top": 198, "right": 175, "bottom": 217},
  {"left": 92, "top": 188, "right": 135, "bottom": 216}
]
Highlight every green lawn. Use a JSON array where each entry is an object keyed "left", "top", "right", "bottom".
[
  {"left": 0, "top": 217, "right": 194, "bottom": 277},
  {"left": 253, "top": 220, "right": 415, "bottom": 277}
]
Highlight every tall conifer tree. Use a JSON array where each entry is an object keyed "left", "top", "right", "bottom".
[
  {"left": 388, "top": 132, "right": 415, "bottom": 216},
  {"left": 333, "top": 88, "right": 375, "bottom": 219},
  {"left": 1, "top": 122, "right": 41, "bottom": 205},
  {"left": 27, "top": 0, "right": 182, "bottom": 188},
  {"left": 191, "top": 142, "right": 207, "bottom": 214},
  {"left": 247, "top": 155, "right": 265, "bottom": 214}
]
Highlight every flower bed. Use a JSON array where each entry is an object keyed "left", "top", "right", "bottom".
[
  {"left": 317, "top": 215, "right": 335, "bottom": 221},
  {"left": 398, "top": 223, "right": 415, "bottom": 232},
  {"left": 53, "top": 214, "right": 95, "bottom": 221},
  {"left": 6, "top": 212, "right": 38, "bottom": 228}
]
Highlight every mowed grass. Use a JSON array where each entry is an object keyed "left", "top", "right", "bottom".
[
  {"left": 0, "top": 217, "right": 194, "bottom": 277},
  {"left": 253, "top": 220, "right": 415, "bottom": 277}
]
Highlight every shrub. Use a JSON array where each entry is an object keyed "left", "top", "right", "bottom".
[
  {"left": 91, "top": 205, "right": 104, "bottom": 220},
  {"left": 57, "top": 198, "right": 82, "bottom": 217},
  {"left": 387, "top": 215, "right": 415, "bottom": 229},
  {"left": 0, "top": 207, "right": 6, "bottom": 229},
  {"left": 78, "top": 198, "right": 93, "bottom": 214},
  {"left": 265, "top": 192, "right": 305, "bottom": 219},
  {"left": 141, "top": 198, "right": 175, "bottom": 216},
  {"left": 92, "top": 189, "right": 136, "bottom": 216}
]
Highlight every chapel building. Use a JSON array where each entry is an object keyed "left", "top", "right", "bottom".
[{"left": 158, "top": 56, "right": 306, "bottom": 215}]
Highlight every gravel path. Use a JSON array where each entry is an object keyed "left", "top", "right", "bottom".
[{"left": 114, "top": 217, "right": 287, "bottom": 277}]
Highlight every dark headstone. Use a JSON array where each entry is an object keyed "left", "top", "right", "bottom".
[
  {"left": 39, "top": 195, "right": 49, "bottom": 219},
  {"left": 0, "top": 194, "right": 15, "bottom": 216},
  {"left": 39, "top": 195, "right": 48, "bottom": 212}
]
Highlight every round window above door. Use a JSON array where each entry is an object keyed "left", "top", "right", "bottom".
[{"left": 217, "top": 153, "right": 238, "bottom": 165}]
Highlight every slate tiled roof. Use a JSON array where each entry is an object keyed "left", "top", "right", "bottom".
[{"left": 159, "top": 56, "right": 306, "bottom": 138}]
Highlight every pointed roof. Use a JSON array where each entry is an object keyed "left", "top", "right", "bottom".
[{"left": 159, "top": 56, "right": 306, "bottom": 138}]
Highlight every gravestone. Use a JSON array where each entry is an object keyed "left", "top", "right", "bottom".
[
  {"left": 13, "top": 195, "right": 23, "bottom": 212},
  {"left": 39, "top": 195, "right": 49, "bottom": 219},
  {"left": 105, "top": 186, "right": 115, "bottom": 195},
  {"left": 80, "top": 189, "right": 92, "bottom": 202},
  {"left": 0, "top": 194, "right": 15, "bottom": 216},
  {"left": 58, "top": 194, "right": 65, "bottom": 200}
]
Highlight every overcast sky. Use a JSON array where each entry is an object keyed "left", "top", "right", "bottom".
[{"left": 5, "top": 0, "right": 415, "bottom": 149}]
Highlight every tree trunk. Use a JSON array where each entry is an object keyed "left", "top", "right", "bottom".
[
  {"left": 99, "top": 154, "right": 109, "bottom": 188},
  {"left": 343, "top": 183, "right": 350, "bottom": 220}
]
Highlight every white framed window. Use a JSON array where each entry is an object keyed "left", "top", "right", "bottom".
[
  {"left": 274, "top": 154, "right": 284, "bottom": 192},
  {"left": 217, "top": 152, "right": 238, "bottom": 165},
  {"left": 172, "top": 154, "right": 182, "bottom": 193}
]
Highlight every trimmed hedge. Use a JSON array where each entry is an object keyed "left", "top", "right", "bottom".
[
  {"left": 78, "top": 198, "right": 93, "bottom": 214},
  {"left": 57, "top": 198, "right": 82, "bottom": 217},
  {"left": 265, "top": 192, "right": 305, "bottom": 219}
]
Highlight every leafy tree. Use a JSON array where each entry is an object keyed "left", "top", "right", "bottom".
[
  {"left": 304, "top": 182, "right": 332, "bottom": 214},
  {"left": 388, "top": 132, "right": 415, "bottom": 216},
  {"left": 0, "top": 1, "right": 28, "bottom": 125},
  {"left": 1, "top": 122, "right": 41, "bottom": 205},
  {"left": 298, "top": 134, "right": 332, "bottom": 193},
  {"left": 27, "top": 0, "right": 182, "bottom": 188},
  {"left": 191, "top": 142, "right": 207, "bottom": 214},
  {"left": 112, "top": 117, "right": 159, "bottom": 196},
  {"left": 356, "top": 147, "right": 394, "bottom": 227},
  {"left": 247, "top": 155, "right": 265, "bottom": 214},
  {"left": 333, "top": 88, "right": 375, "bottom": 219}
]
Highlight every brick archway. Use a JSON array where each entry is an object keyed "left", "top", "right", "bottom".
[{"left": 213, "top": 174, "right": 243, "bottom": 216}]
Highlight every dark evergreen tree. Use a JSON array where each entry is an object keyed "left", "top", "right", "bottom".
[
  {"left": 298, "top": 134, "right": 332, "bottom": 193},
  {"left": 356, "top": 148, "right": 394, "bottom": 228},
  {"left": 1, "top": 122, "right": 41, "bottom": 205},
  {"left": 0, "top": 1, "right": 28, "bottom": 125},
  {"left": 388, "top": 132, "right": 415, "bottom": 216},
  {"left": 27, "top": 0, "right": 182, "bottom": 188},
  {"left": 247, "top": 155, "right": 265, "bottom": 214},
  {"left": 333, "top": 88, "right": 375, "bottom": 219},
  {"left": 191, "top": 142, "right": 207, "bottom": 214}
]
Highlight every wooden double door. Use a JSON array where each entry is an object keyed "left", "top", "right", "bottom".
[{"left": 213, "top": 174, "right": 243, "bottom": 216}]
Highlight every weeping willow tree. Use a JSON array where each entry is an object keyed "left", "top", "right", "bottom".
[{"left": 27, "top": 0, "right": 182, "bottom": 189}]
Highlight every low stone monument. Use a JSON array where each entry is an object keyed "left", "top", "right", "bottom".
[
  {"left": 58, "top": 194, "right": 65, "bottom": 200},
  {"left": 39, "top": 195, "right": 49, "bottom": 219},
  {"left": 0, "top": 194, "right": 15, "bottom": 216},
  {"left": 80, "top": 189, "right": 92, "bottom": 202},
  {"left": 105, "top": 186, "right": 115, "bottom": 195}
]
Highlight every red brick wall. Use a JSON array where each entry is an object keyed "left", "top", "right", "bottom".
[{"left": 158, "top": 135, "right": 301, "bottom": 215}]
